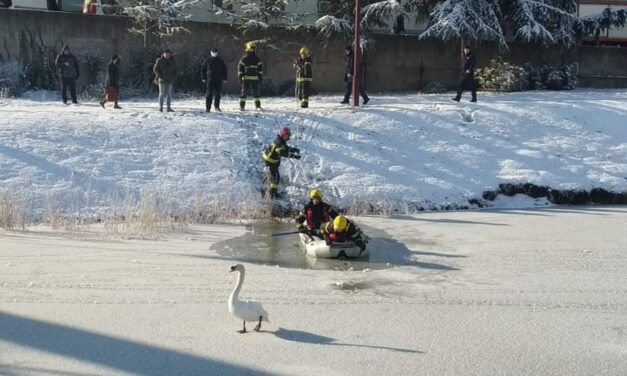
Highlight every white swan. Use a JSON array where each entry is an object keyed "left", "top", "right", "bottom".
[{"left": 228, "top": 264, "right": 269, "bottom": 333}]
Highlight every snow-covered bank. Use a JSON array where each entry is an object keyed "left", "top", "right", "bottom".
[
  {"left": 1, "top": 207, "right": 626, "bottom": 375},
  {"left": 1, "top": 90, "right": 626, "bottom": 220}
]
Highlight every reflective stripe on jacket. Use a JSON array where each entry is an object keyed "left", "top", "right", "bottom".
[
  {"left": 262, "top": 136, "right": 291, "bottom": 165},
  {"left": 295, "top": 58, "right": 313, "bottom": 82},
  {"left": 239, "top": 53, "right": 263, "bottom": 81}
]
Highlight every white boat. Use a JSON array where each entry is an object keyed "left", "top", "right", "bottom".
[{"left": 298, "top": 233, "right": 368, "bottom": 259}]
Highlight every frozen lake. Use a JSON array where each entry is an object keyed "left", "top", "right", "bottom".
[{"left": 1, "top": 206, "right": 626, "bottom": 375}]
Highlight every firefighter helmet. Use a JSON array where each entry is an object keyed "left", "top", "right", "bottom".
[
  {"left": 299, "top": 47, "right": 310, "bottom": 58},
  {"left": 309, "top": 189, "right": 322, "bottom": 200},
  {"left": 333, "top": 215, "right": 348, "bottom": 232},
  {"left": 245, "top": 42, "right": 256, "bottom": 52},
  {"left": 279, "top": 127, "right": 291, "bottom": 139}
]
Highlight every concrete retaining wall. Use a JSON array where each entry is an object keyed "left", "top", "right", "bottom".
[{"left": 1, "top": 9, "right": 626, "bottom": 93}]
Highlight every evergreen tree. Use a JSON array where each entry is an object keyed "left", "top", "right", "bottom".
[
  {"left": 123, "top": 0, "right": 199, "bottom": 46},
  {"left": 417, "top": 0, "right": 581, "bottom": 49},
  {"left": 580, "top": 7, "right": 627, "bottom": 43},
  {"left": 215, "top": 0, "right": 304, "bottom": 32},
  {"left": 314, "top": 1, "right": 454, "bottom": 48}
]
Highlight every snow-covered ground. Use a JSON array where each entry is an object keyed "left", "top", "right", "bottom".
[
  {"left": 1, "top": 90, "right": 626, "bottom": 219},
  {"left": 1, "top": 207, "right": 626, "bottom": 375}
]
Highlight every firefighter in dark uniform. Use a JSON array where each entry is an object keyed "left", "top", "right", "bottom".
[
  {"left": 452, "top": 46, "right": 477, "bottom": 103},
  {"left": 295, "top": 189, "right": 339, "bottom": 236},
  {"left": 320, "top": 215, "right": 367, "bottom": 253},
  {"left": 262, "top": 127, "right": 301, "bottom": 199},
  {"left": 238, "top": 42, "right": 263, "bottom": 110},
  {"left": 295, "top": 47, "right": 313, "bottom": 108}
]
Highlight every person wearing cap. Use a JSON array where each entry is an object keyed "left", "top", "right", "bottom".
[
  {"left": 55, "top": 45, "right": 80, "bottom": 105},
  {"left": 153, "top": 49, "right": 177, "bottom": 112},
  {"left": 452, "top": 46, "right": 477, "bottom": 103},
  {"left": 320, "top": 215, "right": 367, "bottom": 253},
  {"left": 100, "top": 54, "right": 122, "bottom": 109},
  {"left": 341, "top": 45, "right": 369, "bottom": 105},
  {"left": 261, "top": 127, "right": 301, "bottom": 199},
  {"left": 201, "top": 47, "right": 228, "bottom": 112},
  {"left": 238, "top": 42, "right": 263, "bottom": 111},
  {"left": 295, "top": 189, "right": 338, "bottom": 236},
  {"left": 294, "top": 47, "right": 313, "bottom": 108}
]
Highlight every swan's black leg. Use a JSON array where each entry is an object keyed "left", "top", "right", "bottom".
[
  {"left": 238, "top": 321, "right": 247, "bottom": 333},
  {"left": 254, "top": 316, "right": 262, "bottom": 332}
]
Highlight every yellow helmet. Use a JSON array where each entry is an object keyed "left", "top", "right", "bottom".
[
  {"left": 309, "top": 189, "right": 322, "bottom": 199},
  {"left": 299, "top": 47, "right": 310, "bottom": 58},
  {"left": 245, "top": 42, "right": 256, "bottom": 52},
  {"left": 333, "top": 215, "right": 348, "bottom": 232}
]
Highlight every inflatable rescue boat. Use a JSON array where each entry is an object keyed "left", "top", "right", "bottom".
[{"left": 298, "top": 233, "right": 368, "bottom": 259}]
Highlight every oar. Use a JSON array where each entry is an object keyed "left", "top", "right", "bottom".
[{"left": 271, "top": 231, "right": 301, "bottom": 237}]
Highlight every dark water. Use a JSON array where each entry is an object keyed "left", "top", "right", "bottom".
[{"left": 207, "top": 221, "right": 459, "bottom": 271}]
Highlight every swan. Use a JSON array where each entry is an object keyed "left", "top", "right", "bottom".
[{"left": 228, "top": 264, "right": 269, "bottom": 333}]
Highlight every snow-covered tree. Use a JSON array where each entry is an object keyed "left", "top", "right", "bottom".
[
  {"left": 362, "top": 0, "right": 434, "bottom": 30},
  {"left": 124, "top": 0, "right": 201, "bottom": 46},
  {"left": 418, "top": 0, "right": 581, "bottom": 50},
  {"left": 501, "top": 0, "right": 580, "bottom": 48},
  {"left": 418, "top": 0, "right": 505, "bottom": 47},
  {"left": 313, "top": 0, "right": 401, "bottom": 49},
  {"left": 211, "top": 0, "right": 304, "bottom": 34}
]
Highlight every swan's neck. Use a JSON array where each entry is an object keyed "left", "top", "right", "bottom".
[{"left": 230, "top": 269, "right": 244, "bottom": 301}]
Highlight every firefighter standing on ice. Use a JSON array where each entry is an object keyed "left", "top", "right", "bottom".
[
  {"left": 238, "top": 42, "right": 263, "bottom": 110},
  {"left": 262, "top": 127, "right": 301, "bottom": 199},
  {"left": 294, "top": 47, "right": 313, "bottom": 108},
  {"left": 295, "top": 189, "right": 338, "bottom": 236}
]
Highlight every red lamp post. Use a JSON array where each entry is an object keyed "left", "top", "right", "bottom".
[{"left": 352, "top": 0, "right": 362, "bottom": 107}]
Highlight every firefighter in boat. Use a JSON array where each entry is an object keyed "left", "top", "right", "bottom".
[{"left": 296, "top": 189, "right": 338, "bottom": 236}]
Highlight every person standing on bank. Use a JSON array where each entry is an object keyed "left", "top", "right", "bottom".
[
  {"left": 55, "top": 45, "right": 80, "bottom": 105},
  {"left": 238, "top": 42, "right": 263, "bottom": 111},
  {"left": 100, "top": 54, "right": 121, "bottom": 109},
  {"left": 340, "top": 45, "right": 369, "bottom": 105},
  {"left": 452, "top": 46, "right": 477, "bottom": 103},
  {"left": 201, "top": 47, "right": 228, "bottom": 113},
  {"left": 153, "top": 49, "right": 177, "bottom": 112},
  {"left": 294, "top": 47, "right": 313, "bottom": 108}
]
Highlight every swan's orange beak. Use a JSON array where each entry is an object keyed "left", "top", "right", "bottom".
[{"left": 229, "top": 265, "right": 237, "bottom": 273}]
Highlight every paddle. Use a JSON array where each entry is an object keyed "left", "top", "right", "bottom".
[{"left": 271, "top": 231, "right": 301, "bottom": 237}]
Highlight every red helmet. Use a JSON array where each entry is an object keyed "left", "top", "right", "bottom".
[{"left": 279, "top": 127, "right": 291, "bottom": 138}]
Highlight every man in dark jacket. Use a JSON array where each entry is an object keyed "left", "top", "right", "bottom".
[
  {"left": 261, "top": 127, "right": 301, "bottom": 199},
  {"left": 238, "top": 42, "right": 263, "bottom": 111},
  {"left": 295, "top": 47, "right": 313, "bottom": 108},
  {"left": 100, "top": 54, "right": 121, "bottom": 109},
  {"left": 201, "top": 47, "right": 228, "bottom": 112},
  {"left": 295, "top": 189, "right": 339, "bottom": 237},
  {"left": 153, "top": 49, "right": 177, "bottom": 112},
  {"left": 341, "top": 45, "right": 369, "bottom": 105},
  {"left": 55, "top": 45, "right": 80, "bottom": 105},
  {"left": 452, "top": 46, "right": 477, "bottom": 103}
]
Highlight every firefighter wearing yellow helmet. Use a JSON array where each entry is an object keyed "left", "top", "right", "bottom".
[
  {"left": 320, "top": 215, "right": 367, "bottom": 252},
  {"left": 294, "top": 46, "right": 313, "bottom": 108},
  {"left": 296, "top": 189, "right": 338, "bottom": 235},
  {"left": 238, "top": 42, "right": 263, "bottom": 110}
]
